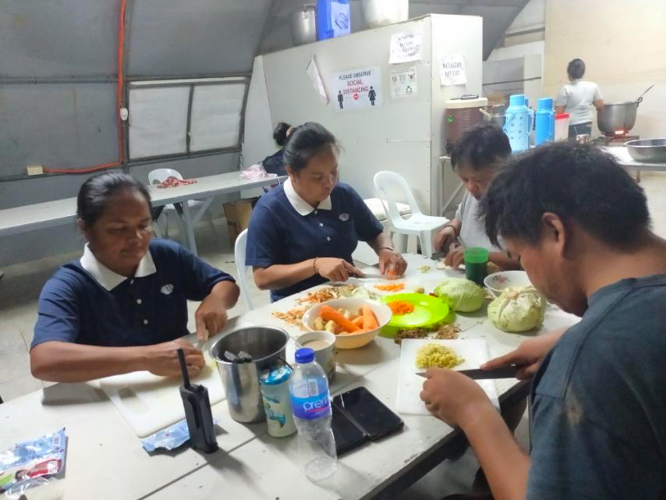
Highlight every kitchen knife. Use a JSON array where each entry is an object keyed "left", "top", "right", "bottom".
[
  {"left": 416, "top": 365, "right": 520, "bottom": 380},
  {"left": 356, "top": 273, "right": 401, "bottom": 280}
]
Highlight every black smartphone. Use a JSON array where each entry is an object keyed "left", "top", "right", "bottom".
[
  {"left": 331, "top": 402, "right": 368, "bottom": 455},
  {"left": 333, "top": 387, "right": 404, "bottom": 441}
]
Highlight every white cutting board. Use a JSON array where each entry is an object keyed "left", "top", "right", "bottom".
[
  {"left": 100, "top": 357, "right": 225, "bottom": 438},
  {"left": 396, "top": 339, "right": 499, "bottom": 415}
]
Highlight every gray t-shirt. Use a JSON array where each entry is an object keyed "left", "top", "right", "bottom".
[
  {"left": 455, "top": 192, "right": 503, "bottom": 252},
  {"left": 556, "top": 80, "right": 602, "bottom": 125},
  {"left": 527, "top": 274, "right": 666, "bottom": 500}
]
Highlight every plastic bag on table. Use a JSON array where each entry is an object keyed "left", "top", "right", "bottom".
[
  {"left": 0, "top": 428, "right": 67, "bottom": 499},
  {"left": 239, "top": 164, "right": 277, "bottom": 181}
]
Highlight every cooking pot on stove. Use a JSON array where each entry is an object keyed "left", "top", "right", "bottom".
[{"left": 597, "top": 85, "right": 653, "bottom": 136}]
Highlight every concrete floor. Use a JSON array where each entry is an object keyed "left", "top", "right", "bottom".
[{"left": 1, "top": 171, "right": 665, "bottom": 498}]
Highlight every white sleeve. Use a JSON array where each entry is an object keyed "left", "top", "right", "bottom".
[
  {"left": 594, "top": 83, "right": 602, "bottom": 101},
  {"left": 555, "top": 85, "right": 568, "bottom": 107},
  {"left": 455, "top": 193, "right": 466, "bottom": 223}
]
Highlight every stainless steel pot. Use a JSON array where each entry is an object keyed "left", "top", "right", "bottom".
[
  {"left": 597, "top": 101, "right": 639, "bottom": 136},
  {"left": 210, "top": 326, "right": 289, "bottom": 423},
  {"left": 597, "top": 84, "right": 654, "bottom": 136},
  {"left": 625, "top": 139, "right": 666, "bottom": 163},
  {"left": 290, "top": 4, "right": 317, "bottom": 46}
]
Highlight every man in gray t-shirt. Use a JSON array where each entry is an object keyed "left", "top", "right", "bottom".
[
  {"left": 434, "top": 124, "right": 519, "bottom": 270},
  {"left": 421, "top": 143, "right": 666, "bottom": 499},
  {"left": 555, "top": 58, "right": 604, "bottom": 139}
]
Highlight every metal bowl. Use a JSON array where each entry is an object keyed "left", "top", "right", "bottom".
[{"left": 625, "top": 139, "right": 666, "bottom": 163}]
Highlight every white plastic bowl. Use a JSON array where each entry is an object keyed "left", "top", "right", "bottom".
[
  {"left": 302, "top": 298, "right": 392, "bottom": 349},
  {"left": 484, "top": 270, "right": 531, "bottom": 297}
]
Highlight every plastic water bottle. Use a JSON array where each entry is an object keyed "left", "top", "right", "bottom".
[{"left": 289, "top": 348, "right": 337, "bottom": 481}]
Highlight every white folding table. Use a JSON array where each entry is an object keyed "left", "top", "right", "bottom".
[{"left": 0, "top": 172, "right": 285, "bottom": 256}]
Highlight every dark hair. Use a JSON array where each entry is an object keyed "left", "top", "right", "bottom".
[
  {"left": 480, "top": 142, "right": 650, "bottom": 248},
  {"left": 451, "top": 123, "right": 511, "bottom": 172},
  {"left": 567, "top": 58, "right": 586, "bottom": 80},
  {"left": 273, "top": 122, "right": 292, "bottom": 147},
  {"left": 283, "top": 122, "right": 339, "bottom": 172},
  {"left": 77, "top": 172, "right": 152, "bottom": 227}
]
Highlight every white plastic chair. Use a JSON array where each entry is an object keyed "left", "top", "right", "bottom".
[
  {"left": 373, "top": 171, "right": 449, "bottom": 257},
  {"left": 234, "top": 229, "right": 254, "bottom": 311},
  {"left": 148, "top": 168, "right": 211, "bottom": 241}
]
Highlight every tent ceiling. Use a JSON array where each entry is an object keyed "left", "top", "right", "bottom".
[{"left": 0, "top": 0, "right": 527, "bottom": 80}]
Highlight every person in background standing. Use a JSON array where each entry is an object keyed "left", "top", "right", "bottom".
[
  {"left": 555, "top": 58, "right": 604, "bottom": 140},
  {"left": 261, "top": 122, "right": 294, "bottom": 176}
]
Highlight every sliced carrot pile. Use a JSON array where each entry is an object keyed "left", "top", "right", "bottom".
[
  {"left": 317, "top": 304, "right": 379, "bottom": 334},
  {"left": 374, "top": 282, "right": 405, "bottom": 292},
  {"left": 387, "top": 300, "right": 415, "bottom": 315},
  {"left": 362, "top": 304, "right": 379, "bottom": 329},
  {"left": 320, "top": 305, "right": 360, "bottom": 333}
]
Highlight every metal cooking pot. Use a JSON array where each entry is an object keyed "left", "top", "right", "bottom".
[
  {"left": 597, "top": 84, "right": 654, "bottom": 136},
  {"left": 597, "top": 101, "right": 639, "bottom": 135},
  {"left": 290, "top": 4, "right": 317, "bottom": 46},
  {"left": 210, "top": 326, "right": 289, "bottom": 423}
]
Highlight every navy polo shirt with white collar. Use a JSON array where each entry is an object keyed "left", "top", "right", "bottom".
[
  {"left": 245, "top": 179, "right": 383, "bottom": 301},
  {"left": 31, "top": 239, "right": 234, "bottom": 349}
]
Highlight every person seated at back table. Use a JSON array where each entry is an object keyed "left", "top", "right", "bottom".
[
  {"left": 30, "top": 173, "right": 239, "bottom": 383},
  {"left": 261, "top": 121, "right": 294, "bottom": 176},
  {"left": 433, "top": 124, "right": 520, "bottom": 270},
  {"left": 421, "top": 143, "right": 666, "bottom": 500},
  {"left": 246, "top": 122, "right": 407, "bottom": 301}
]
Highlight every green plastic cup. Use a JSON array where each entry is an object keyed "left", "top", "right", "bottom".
[{"left": 465, "top": 247, "right": 489, "bottom": 286}]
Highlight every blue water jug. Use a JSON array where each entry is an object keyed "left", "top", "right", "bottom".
[
  {"left": 535, "top": 97, "right": 555, "bottom": 146},
  {"left": 503, "top": 94, "right": 534, "bottom": 152},
  {"left": 316, "top": 0, "right": 351, "bottom": 41}
]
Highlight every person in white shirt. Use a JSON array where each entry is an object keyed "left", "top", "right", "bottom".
[
  {"left": 555, "top": 58, "right": 604, "bottom": 140},
  {"left": 433, "top": 124, "right": 520, "bottom": 271}
]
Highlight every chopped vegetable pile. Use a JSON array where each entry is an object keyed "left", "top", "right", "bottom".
[
  {"left": 387, "top": 300, "right": 415, "bottom": 315},
  {"left": 415, "top": 343, "right": 464, "bottom": 369},
  {"left": 374, "top": 282, "right": 405, "bottom": 292},
  {"left": 313, "top": 304, "right": 380, "bottom": 335}
]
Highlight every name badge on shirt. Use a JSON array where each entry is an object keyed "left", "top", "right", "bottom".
[
  {"left": 339, "top": 213, "right": 350, "bottom": 222},
  {"left": 161, "top": 284, "right": 174, "bottom": 295}
]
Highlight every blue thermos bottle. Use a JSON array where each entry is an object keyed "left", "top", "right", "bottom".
[
  {"left": 503, "top": 94, "right": 534, "bottom": 152},
  {"left": 316, "top": 0, "right": 351, "bottom": 40},
  {"left": 535, "top": 97, "right": 555, "bottom": 145}
]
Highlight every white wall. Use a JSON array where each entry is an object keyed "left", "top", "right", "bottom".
[
  {"left": 430, "top": 14, "right": 483, "bottom": 217},
  {"left": 246, "top": 15, "right": 483, "bottom": 215},
  {"left": 242, "top": 56, "right": 276, "bottom": 167},
  {"left": 487, "top": 40, "right": 544, "bottom": 63},
  {"left": 544, "top": 0, "right": 666, "bottom": 138}
]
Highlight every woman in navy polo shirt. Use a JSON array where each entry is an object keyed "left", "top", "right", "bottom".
[
  {"left": 246, "top": 122, "right": 407, "bottom": 301},
  {"left": 30, "top": 173, "right": 239, "bottom": 383}
]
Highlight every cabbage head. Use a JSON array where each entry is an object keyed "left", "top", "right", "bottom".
[
  {"left": 488, "top": 286, "right": 546, "bottom": 333},
  {"left": 434, "top": 278, "right": 485, "bottom": 312}
]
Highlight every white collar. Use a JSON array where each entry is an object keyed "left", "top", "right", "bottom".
[
  {"left": 284, "top": 178, "right": 332, "bottom": 216},
  {"left": 80, "top": 244, "right": 157, "bottom": 291}
]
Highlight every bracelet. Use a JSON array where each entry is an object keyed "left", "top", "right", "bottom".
[
  {"left": 379, "top": 246, "right": 394, "bottom": 252},
  {"left": 313, "top": 257, "right": 318, "bottom": 275}
]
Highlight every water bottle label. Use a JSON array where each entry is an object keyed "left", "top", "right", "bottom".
[{"left": 290, "top": 379, "right": 331, "bottom": 420}]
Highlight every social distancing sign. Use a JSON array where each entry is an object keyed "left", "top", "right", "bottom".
[{"left": 332, "top": 66, "right": 383, "bottom": 111}]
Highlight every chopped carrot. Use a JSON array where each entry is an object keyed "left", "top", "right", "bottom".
[
  {"left": 320, "top": 305, "right": 360, "bottom": 333},
  {"left": 386, "top": 269, "right": 397, "bottom": 276},
  {"left": 351, "top": 316, "right": 365, "bottom": 327},
  {"left": 362, "top": 304, "right": 379, "bottom": 330},
  {"left": 388, "top": 300, "right": 415, "bottom": 315},
  {"left": 374, "top": 282, "right": 405, "bottom": 292}
]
